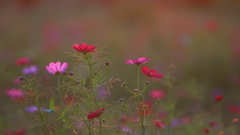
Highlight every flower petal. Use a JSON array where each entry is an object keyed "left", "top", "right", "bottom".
[
  {"left": 55, "top": 61, "right": 61, "bottom": 71},
  {"left": 60, "top": 62, "right": 68, "bottom": 72},
  {"left": 46, "top": 66, "right": 55, "bottom": 75},
  {"left": 49, "top": 62, "right": 57, "bottom": 71}
]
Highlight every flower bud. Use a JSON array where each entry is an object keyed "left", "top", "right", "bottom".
[
  {"left": 105, "top": 61, "right": 110, "bottom": 66},
  {"left": 134, "top": 89, "right": 138, "bottom": 93},
  {"left": 119, "top": 98, "right": 123, "bottom": 103},
  {"left": 121, "top": 82, "right": 126, "bottom": 87},
  {"left": 157, "top": 99, "right": 161, "bottom": 103},
  {"left": 62, "top": 71, "right": 66, "bottom": 75},
  {"left": 93, "top": 72, "right": 97, "bottom": 75},
  {"left": 69, "top": 72, "right": 74, "bottom": 76},
  {"left": 19, "top": 76, "right": 24, "bottom": 80},
  {"left": 145, "top": 81, "right": 150, "bottom": 85},
  {"left": 76, "top": 81, "right": 80, "bottom": 83}
]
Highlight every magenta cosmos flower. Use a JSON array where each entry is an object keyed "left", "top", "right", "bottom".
[
  {"left": 45, "top": 61, "right": 68, "bottom": 75},
  {"left": 150, "top": 89, "right": 165, "bottom": 99},
  {"left": 72, "top": 43, "right": 97, "bottom": 54},
  {"left": 6, "top": 88, "right": 25, "bottom": 99},
  {"left": 125, "top": 57, "right": 150, "bottom": 65},
  {"left": 141, "top": 66, "right": 162, "bottom": 78}
]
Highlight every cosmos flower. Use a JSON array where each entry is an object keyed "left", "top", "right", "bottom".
[
  {"left": 121, "top": 126, "right": 132, "bottom": 134},
  {"left": 6, "top": 88, "right": 24, "bottom": 99},
  {"left": 150, "top": 89, "right": 165, "bottom": 99},
  {"left": 45, "top": 61, "right": 68, "bottom": 75},
  {"left": 72, "top": 43, "right": 97, "bottom": 54},
  {"left": 215, "top": 95, "right": 223, "bottom": 102},
  {"left": 4, "top": 128, "right": 27, "bottom": 135},
  {"left": 153, "top": 120, "right": 165, "bottom": 129},
  {"left": 87, "top": 108, "right": 105, "bottom": 120},
  {"left": 25, "top": 105, "right": 42, "bottom": 113},
  {"left": 15, "top": 57, "right": 30, "bottom": 66},
  {"left": 125, "top": 57, "right": 150, "bottom": 65},
  {"left": 141, "top": 66, "right": 162, "bottom": 78},
  {"left": 97, "top": 87, "right": 109, "bottom": 99},
  {"left": 22, "top": 65, "right": 38, "bottom": 75}
]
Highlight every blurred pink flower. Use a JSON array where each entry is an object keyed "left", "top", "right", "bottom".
[
  {"left": 204, "top": 19, "right": 219, "bottom": 32},
  {"left": 150, "top": 89, "right": 165, "bottom": 99},
  {"left": 45, "top": 61, "right": 68, "bottom": 75},
  {"left": 15, "top": 57, "right": 30, "bottom": 66},
  {"left": 13, "top": 78, "right": 21, "bottom": 85},
  {"left": 125, "top": 57, "right": 150, "bottom": 65},
  {"left": 6, "top": 88, "right": 24, "bottom": 99},
  {"left": 153, "top": 120, "right": 165, "bottom": 129}
]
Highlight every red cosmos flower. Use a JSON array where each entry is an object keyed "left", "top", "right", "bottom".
[
  {"left": 125, "top": 57, "right": 150, "bottom": 65},
  {"left": 4, "top": 128, "right": 27, "bottom": 135},
  {"left": 215, "top": 95, "right": 223, "bottom": 102},
  {"left": 72, "top": 43, "right": 97, "bottom": 54},
  {"left": 152, "top": 120, "right": 165, "bottom": 129},
  {"left": 203, "top": 128, "right": 210, "bottom": 134},
  {"left": 141, "top": 66, "right": 162, "bottom": 78},
  {"left": 87, "top": 108, "right": 105, "bottom": 120},
  {"left": 15, "top": 57, "right": 30, "bottom": 66}
]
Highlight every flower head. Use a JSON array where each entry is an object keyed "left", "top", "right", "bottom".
[
  {"left": 125, "top": 57, "right": 150, "bottom": 65},
  {"left": 72, "top": 43, "right": 97, "bottom": 54},
  {"left": 25, "top": 105, "right": 42, "bottom": 113},
  {"left": 215, "top": 95, "right": 223, "bottom": 102},
  {"left": 6, "top": 88, "right": 24, "bottom": 99},
  {"left": 153, "top": 120, "right": 165, "bottom": 129},
  {"left": 22, "top": 65, "right": 38, "bottom": 75},
  {"left": 141, "top": 66, "right": 162, "bottom": 78},
  {"left": 15, "top": 57, "right": 30, "bottom": 66},
  {"left": 45, "top": 61, "right": 68, "bottom": 75},
  {"left": 150, "top": 89, "right": 165, "bottom": 99},
  {"left": 87, "top": 108, "right": 105, "bottom": 120}
]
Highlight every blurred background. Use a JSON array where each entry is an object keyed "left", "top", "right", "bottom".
[{"left": 1, "top": 0, "right": 240, "bottom": 133}]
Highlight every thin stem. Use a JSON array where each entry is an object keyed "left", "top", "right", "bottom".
[
  {"left": 137, "top": 66, "right": 140, "bottom": 90},
  {"left": 58, "top": 76, "right": 62, "bottom": 109},
  {"left": 146, "top": 102, "right": 158, "bottom": 122}
]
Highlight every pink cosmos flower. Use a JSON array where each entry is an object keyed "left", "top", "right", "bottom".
[
  {"left": 141, "top": 66, "right": 162, "bottom": 78},
  {"left": 72, "top": 43, "right": 97, "bottom": 54},
  {"left": 15, "top": 57, "right": 30, "bottom": 66},
  {"left": 45, "top": 61, "right": 68, "bottom": 75},
  {"left": 6, "top": 88, "right": 24, "bottom": 99},
  {"left": 125, "top": 57, "right": 150, "bottom": 65},
  {"left": 150, "top": 89, "right": 165, "bottom": 99}
]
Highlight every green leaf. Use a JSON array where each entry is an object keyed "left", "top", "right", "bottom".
[{"left": 50, "top": 97, "right": 55, "bottom": 110}]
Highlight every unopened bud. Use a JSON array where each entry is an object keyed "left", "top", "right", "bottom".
[
  {"left": 69, "top": 72, "right": 74, "bottom": 76},
  {"left": 93, "top": 72, "right": 97, "bottom": 75},
  {"left": 105, "top": 61, "right": 110, "bottom": 66},
  {"left": 145, "top": 81, "right": 150, "bottom": 85},
  {"left": 121, "top": 82, "right": 126, "bottom": 87},
  {"left": 102, "top": 119, "right": 106, "bottom": 122},
  {"left": 134, "top": 89, "right": 138, "bottom": 93},
  {"left": 76, "top": 81, "right": 80, "bottom": 83},
  {"left": 75, "top": 104, "right": 80, "bottom": 107},
  {"left": 62, "top": 71, "right": 66, "bottom": 75},
  {"left": 119, "top": 98, "right": 123, "bottom": 103},
  {"left": 28, "top": 79, "right": 33, "bottom": 83},
  {"left": 19, "top": 76, "right": 24, "bottom": 80},
  {"left": 142, "top": 105, "right": 147, "bottom": 109},
  {"left": 157, "top": 99, "right": 161, "bottom": 103}
]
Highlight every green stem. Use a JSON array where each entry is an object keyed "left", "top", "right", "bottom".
[
  {"left": 145, "top": 102, "right": 158, "bottom": 122},
  {"left": 58, "top": 76, "right": 62, "bottom": 109},
  {"left": 137, "top": 66, "right": 140, "bottom": 90},
  {"left": 34, "top": 98, "right": 47, "bottom": 135}
]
